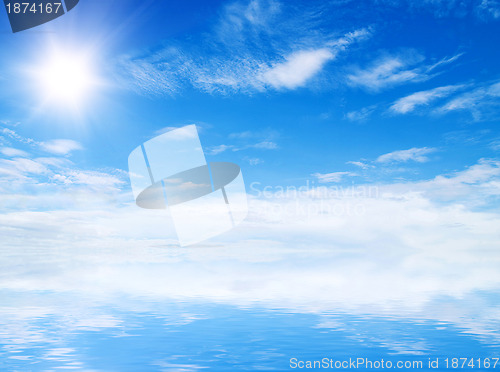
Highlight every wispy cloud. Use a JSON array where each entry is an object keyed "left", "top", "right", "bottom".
[
  {"left": 477, "top": 0, "right": 500, "bottom": 19},
  {"left": 0, "top": 155, "right": 124, "bottom": 196},
  {"left": 426, "top": 52, "right": 464, "bottom": 72},
  {"left": 0, "top": 147, "right": 29, "bottom": 157},
  {"left": 0, "top": 120, "right": 20, "bottom": 127},
  {"left": 214, "top": 0, "right": 282, "bottom": 44},
  {"left": 1, "top": 128, "right": 35, "bottom": 145},
  {"left": 245, "top": 157, "right": 264, "bottom": 165},
  {"left": 208, "top": 144, "right": 234, "bottom": 155},
  {"left": 436, "top": 81, "right": 500, "bottom": 120},
  {"left": 39, "top": 139, "right": 83, "bottom": 156},
  {"left": 326, "top": 148, "right": 438, "bottom": 181},
  {"left": 0, "top": 128, "right": 123, "bottom": 203},
  {"left": 345, "top": 105, "right": 377, "bottom": 122},
  {"left": 51, "top": 170, "right": 125, "bottom": 190},
  {"left": 2, "top": 126, "right": 83, "bottom": 156},
  {"left": 0, "top": 157, "right": 48, "bottom": 179},
  {"left": 491, "top": 139, "right": 500, "bottom": 151},
  {"left": 376, "top": 147, "right": 437, "bottom": 163},
  {"left": 312, "top": 171, "right": 356, "bottom": 183},
  {"left": 437, "top": 157, "right": 500, "bottom": 184},
  {"left": 390, "top": 84, "right": 465, "bottom": 114},
  {"left": 347, "top": 79, "right": 500, "bottom": 122},
  {"left": 208, "top": 141, "right": 278, "bottom": 155},
  {"left": 376, "top": 0, "right": 500, "bottom": 20},
  {"left": 116, "top": 0, "right": 371, "bottom": 95},
  {"left": 252, "top": 140, "right": 278, "bottom": 149},
  {"left": 347, "top": 52, "right": 462, "bottom": 92},
  {"left": 209, "top": 129, "right": 280, "bottom": 155},
  {"left": 347, "top": 160, "right": 373, "bottom": 169},
  {"left": 229, "top": 131, "right": 254, "bottom": 139},
  {"left": 347, "top": 52, "right": 425, "bottom": 91}
]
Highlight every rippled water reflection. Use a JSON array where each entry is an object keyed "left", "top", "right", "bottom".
[{"left": 1, "top": 290, "right": 500, "bottom": 371}]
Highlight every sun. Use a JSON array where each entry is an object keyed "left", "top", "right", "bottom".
[{"left": 34, "top": 48, "right": 98, "bottom": 110}]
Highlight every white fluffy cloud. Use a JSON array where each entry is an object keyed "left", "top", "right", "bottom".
[
  {"left": 0, "top": 157, "right": 500, "bottom": 349},
  {"left": 261, "top": 48, "right": 334, "bottom": 89},
  {"left": 0, "top": 159, "right": 499, "bottom": 312}
]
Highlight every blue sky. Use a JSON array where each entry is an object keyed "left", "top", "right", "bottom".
[
  {"left": 1, "top": 1, "right": 500, "bottom": 369},
  {"left": 1, "top": 0, "right": 499, "bottom": 190}
]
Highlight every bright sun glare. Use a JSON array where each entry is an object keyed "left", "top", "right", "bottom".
[{"left": 35, "top": 48, "right": 98, "bottom": 109}]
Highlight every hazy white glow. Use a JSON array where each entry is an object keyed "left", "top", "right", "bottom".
[{"left": 35, "top": 49, "right": 97, "bottom": 108}]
